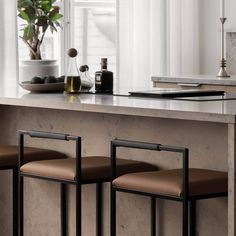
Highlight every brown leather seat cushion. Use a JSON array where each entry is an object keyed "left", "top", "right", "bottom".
[
  {"left": 0, "top": 145, "right": 67, "bottom": 167},
  {"left": 113, "top": 169, "right": 227, "bottom": 197},
  {"left": 20, "top": 156, "right": 157, "bottom": 181}
]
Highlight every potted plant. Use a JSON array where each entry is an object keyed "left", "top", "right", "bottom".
[{"left": 17, "top": 0, "right": 63, "bottom": 81}]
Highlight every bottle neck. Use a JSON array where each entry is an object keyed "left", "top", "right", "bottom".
[
  {"left": 84, "top": 69, "right": 89, "bottom": 75},
  {"left": 66, "top": 57, "right": 79, "bottom": 76},
  {"left": 101, "top": 65, "right": 107, "bottom": 71}
]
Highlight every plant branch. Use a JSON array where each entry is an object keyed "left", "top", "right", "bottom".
[
  {"left": 19, "top": 36, "right": 37, "bottom": 57},
  {"left": 35, "top": 25, "right": 40, "bottom": 49},
  {"left": 19, "top": 36, "right": 35, "bottom": 51},
  {"left": 39, "top": 27, "right": 48, "bottom": 45}
]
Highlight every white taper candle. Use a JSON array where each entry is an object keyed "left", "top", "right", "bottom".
[{"left": 220, "top": 0, "right": 225, "bottom": 18}]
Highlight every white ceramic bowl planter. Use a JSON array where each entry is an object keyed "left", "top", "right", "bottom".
[{"left": 19, "top": 59, "right": 59, "bottom": 82}]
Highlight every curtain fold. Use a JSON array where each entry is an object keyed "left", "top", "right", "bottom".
[
  {"left": 117, "top": 0, "right": 151, "bottom": 90},
  {"left": 156, "top": 0, "right": 200, "bottom": 76},
  {"left": 118, "top": 0, "right": 200, "bottom": 89},
  {"left": 180, "top": 0, "right": 200, "bottom": 75},
  {"left": 0, "top": 1, "right": 18, "bottom": 82}
]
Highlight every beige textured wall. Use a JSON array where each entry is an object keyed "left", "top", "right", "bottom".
[{"left": 0, "top": 105, "right": 228, "bottom": 236}]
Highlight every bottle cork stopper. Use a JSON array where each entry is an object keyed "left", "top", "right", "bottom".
[
  {"left": 67, "top": 48, "right": 78, "bottom": 58},
  {"left": 79, "top": 65, "right": 89, "bottom": 72},
  {"left": 101, "top": 58, "right": 107, "bottom": 64}
]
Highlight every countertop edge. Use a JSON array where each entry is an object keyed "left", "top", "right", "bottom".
[
  {"left": 152, "top": 76, "right": 236, "bottom": 86},
  {"left": 0, "top": 97, "right": 234, "bottom": 124}
]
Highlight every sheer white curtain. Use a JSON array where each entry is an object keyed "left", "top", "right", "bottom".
[
  {"left": 152, "top": 0, "right": 200, "bottom": 76},
  {"left": 167, "top": 0, "right": 199, "bottom": 75},
  {"left": 118, "top": 0, "right": 200, "bottom": 89},
  {"left": 117, "top": 0, "right": 152, "bottom": 90},
  {"left": 0, "top": 1, "right": 18, "bottom": 82}
]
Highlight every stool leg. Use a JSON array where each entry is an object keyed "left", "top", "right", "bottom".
[
  {"left": 19, "top": 175, "right": 24, "bottom": 236},
  {"left": 13, "top": 167, "right": 18, "bottom": 236},
  {"left": 151, "top": 197, "right": 156, "bottom": 236},
  {"left": 96, "top": 183, "right": 103, "bottom": 236},
  {"left": 182, "top": 199, "right": 188, "bottom": 236},
  {"left": 76, "top": 183, "right": 82, "bottom": 236},
  {"left": 190, "top": 200, "right": 196, "bottom": 236},
  {"left": 110, "top": 187, "right": 116, "bottom": 236},
  {"left": 61, "top": 184, "right": 67, "bottom": 236}
]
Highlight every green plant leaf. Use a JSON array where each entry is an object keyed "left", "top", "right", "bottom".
[
  {"left": 41, "top": 1, "right": 50, "bottom": 5},
  {"left": 49, "top": 6, "right": 59, "bottom": 17},
  {"left": 19, "top": 10, "right": 30, "bottom": 22},
  {"left": 24, "top": 7, "right": 36, "bottom": 21},
  {"left": 18, "top": 0, "right": 33, "bottom": 9},
  {"left": 23, "top": 25, "right": 34, "bottom": 40},
  {"left": 40, "top": 0, "right": 52, "bottom": 13},
  {"left": 50, "top": 13, "right": 63, "bottom": 21}
]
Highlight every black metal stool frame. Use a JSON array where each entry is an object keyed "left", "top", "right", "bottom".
[
  {"left": 110, "top": 139, "right": 228, "bottom": 236},
  {"left": 18, "top": 130, "right": 109, "bottom": 236}
]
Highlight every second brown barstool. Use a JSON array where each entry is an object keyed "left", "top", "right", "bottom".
[
  {"left": 110, "top": 139, "right": 228, "bottom": 236},
  {"left": 0, "top": 144, "right": 67, "bottom": 236},
  {"left": 18, "top": 131, "right": 157, "bottom": 236}
]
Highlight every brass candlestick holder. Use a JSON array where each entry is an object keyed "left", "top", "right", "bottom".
[{"left": 217, "top": 17, "right": 230, "bottom": 78}]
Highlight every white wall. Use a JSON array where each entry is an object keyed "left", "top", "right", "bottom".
[
  {"left": 168, "top": 0, "right": 233, "bottom": 75},
  {"left": 226, "top": 0, "right": 236, "bottom": 32},
  {"left": 198, "top": 0, "right": 236, "bottom": 75}
]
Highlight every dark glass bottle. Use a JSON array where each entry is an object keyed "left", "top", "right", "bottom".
[
  {"left": 95, "top": 58, "right": 113, "bottom": 94},
  {"left": 65, "top": 48, "right": 82, "bottom": 94}
]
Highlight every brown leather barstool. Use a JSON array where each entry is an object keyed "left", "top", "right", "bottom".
[
  {"left": 18, "top": 131, "right": 157, "bottom": 236},
  {"left": 110, "top": 139, "right": 228, "bottom": 236},
  {"left": 0, "top": 144, "right": 67, "bottom": 236}
]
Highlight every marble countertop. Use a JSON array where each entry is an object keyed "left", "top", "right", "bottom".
[
  {"left": 0, "top": 81, "right": 236, "bottom": 124},
  {"left": 152, "top": 75, "right": 236, "bottom": 86}
]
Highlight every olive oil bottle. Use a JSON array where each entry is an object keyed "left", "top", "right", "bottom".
[{"left": 65, "top": 48, "right": 82, "bottom": 93}]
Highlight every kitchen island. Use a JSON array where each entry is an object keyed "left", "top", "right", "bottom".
[{"left": 0, "top": 83, "right": 234, "bottom": 236}]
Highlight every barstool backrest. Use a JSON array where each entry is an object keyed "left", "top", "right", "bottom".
[{"left": 18, "top": 130, "right": 82, "bottom": 180}]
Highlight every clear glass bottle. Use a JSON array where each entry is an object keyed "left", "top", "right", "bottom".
[
  {"left": 65, "top": 48, "right": 81, "bottom": 93},
  {"left": 95, "top": 58, "right": 113, "bottom": 94},
  {"left": 79, "top": 65, "right": 94, "bottom": 90}
]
